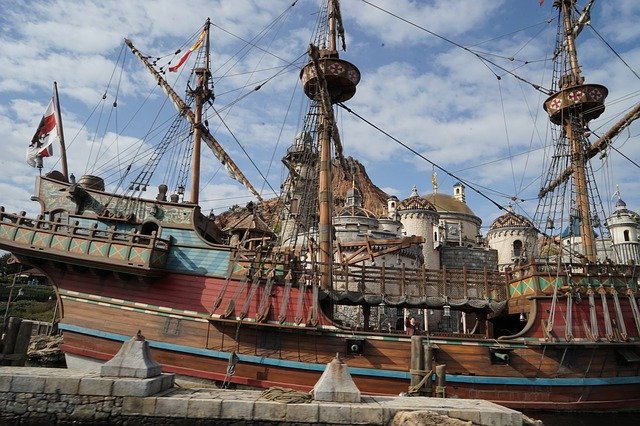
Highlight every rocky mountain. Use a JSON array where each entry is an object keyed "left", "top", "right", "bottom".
[{"left": 215, "top": 156, "right": 390, "bottom": 231}]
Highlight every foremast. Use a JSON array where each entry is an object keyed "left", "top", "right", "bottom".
[{"left": 124, "top": 25, "right": 263, "bottom": 204}]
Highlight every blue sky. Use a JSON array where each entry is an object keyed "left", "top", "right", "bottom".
[{"left": 0, "top": 0, "right": 639, "bottom": 234}]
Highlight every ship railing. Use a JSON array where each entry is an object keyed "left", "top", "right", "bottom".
[
  {"left": 320, "top": 261, "right": 507, "bottom": 302},
  {"left": 505, "top": 260, "right": 638, "bottom": 293},
  {"left": 0, "top": 208, "right": 170, "bottom": 266}
]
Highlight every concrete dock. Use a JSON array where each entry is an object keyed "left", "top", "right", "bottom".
[{"left": 0, "top": 366, "right": 523, "bottom": 425}]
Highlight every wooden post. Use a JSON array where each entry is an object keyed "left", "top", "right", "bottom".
[
  {"left": 410, "top": 336, "right": 424, "bottom": 391},
  {"left": 1, "top": 317, "right": 22, "bottom": 366},
  {"left": 435, "top": 364, "right": 446, "bottom": 398},
  {"left": 12, "top": 320, "right": 34, "bottom": 366},
  {"left": 363, "top": 304, "right": 371, "bottom": 332},
  {"left": 423, "top": 344, "right": 435, "bottom": 396}
]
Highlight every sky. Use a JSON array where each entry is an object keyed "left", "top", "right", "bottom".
[{"left": 0, "top": 0, "right": 639, "bottom": 235}]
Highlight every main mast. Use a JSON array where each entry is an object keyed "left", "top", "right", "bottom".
[
  {"left": 542, "top": 0, "right": 608, "bottom": 262},
  {"left": 299, "top": 0, "right": 360, "bottom": 290}
]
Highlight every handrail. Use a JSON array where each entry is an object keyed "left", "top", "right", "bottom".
[{"left": 0, "top": 209, "right": 170, "bottom": 250}]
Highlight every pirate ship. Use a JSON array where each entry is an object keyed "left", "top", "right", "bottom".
[{"left": 1, "top": 0, "right": 639, "bottom": 411}]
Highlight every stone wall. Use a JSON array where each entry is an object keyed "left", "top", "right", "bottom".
[
  {"left": 1, "top": 391, "right": 124, "bottom": 424},
  {"left": 441, "top": 246, "right": 498, "bottom": 270}
]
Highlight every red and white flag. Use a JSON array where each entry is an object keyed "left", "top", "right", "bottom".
[
  {"left": 169, "top": 29, "right": 206, "bottom": 72},
  {"left": 27, "top": 98, "right": 58, "bottom": 167}
]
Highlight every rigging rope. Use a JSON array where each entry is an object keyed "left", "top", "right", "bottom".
[
  {"left": 587, "top": 286, "right": 599, "bottom": 341},
  {"left": 627, "top": 288, "right": 640, "bottom": 337},
  {"left": 599, "top": 284, "right": 614, "bottom": 341},
  {"left": 564, "top": 289, "right": 574, "bottom": 342},
  {"left": 611, "top": 285, "right": 628, "bottom": 341}
]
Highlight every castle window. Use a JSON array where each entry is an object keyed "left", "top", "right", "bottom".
[
  {"left": 513, "top": 240, "right": 523, "bottom": 258},
  {"left": 624, "top": 230, "right": 630, "bottom": 242}
]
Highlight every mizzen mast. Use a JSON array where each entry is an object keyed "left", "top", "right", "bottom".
[
  {"left": 299, "top": 0, "right": 360, "bottom": 290},
  {"left": 541, "top": 0, "right": 608, "bottom": 262}
]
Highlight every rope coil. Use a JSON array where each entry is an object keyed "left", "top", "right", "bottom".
[{"left": 261, "top": 387, "right": 313, "bottom": 404}]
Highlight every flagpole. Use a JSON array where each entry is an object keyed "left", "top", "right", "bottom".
[{"left": 53, "top": 82, "right": 68, "bottom": 181}]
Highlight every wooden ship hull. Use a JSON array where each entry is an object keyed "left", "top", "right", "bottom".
[{"left": 1, "top": 177, "right": 640, "bottom": 411}]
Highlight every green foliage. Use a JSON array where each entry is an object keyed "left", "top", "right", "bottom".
[{"left": 1, "top": 284, "right": 57, "bottom": 327}]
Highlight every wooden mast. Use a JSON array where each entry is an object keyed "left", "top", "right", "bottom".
[
  {"left": 300, "top": 0, "right": 360, "bottom": 290},
  {"left": 53, "top": 81, "right": 69, "bottom": 181},
  {"left": 190, "top": 18, "right": 212, "bottom": 204},
  {"left": 560, "top": 0, "right": 594, "bottom": 261},
  {"left": 541, "top": 0, "right": 609, "bottom": 262}
]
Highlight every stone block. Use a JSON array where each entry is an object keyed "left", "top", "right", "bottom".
[
  {"left": 44, "top": 376, "right": 81, "bottom": 395},
  {"left": 72, "top": 404, "right": 96, "bottom": 420},
  {"left": 122, "top": 396, "right": 157, "bottom": 416},
  {"left": 11, "top": 375, "right": 45, "bottom": 393},
  {"left": 318, "top": 402, "right": 352, "bottom": 424},
  {"left": 477, "top": 409, "right": 522, "bottom": 426},
  {"left": 187, "top": 398, "right": 221, "bottom": 419},
  {"left": 286, "top": 402, "right": 319, "bottom": 423},
  {"left": 221, "top": 399, "right": 254, "bottom": 420},
  {"left": 448, "top": 409, "right": 480, "bottom": 424},
  {"left": 312, "top": 355, "right": 361, "bottom": 402},
  {"left": 161, "top": 373, "right": 175, "bottom": 389},
  {"left": 253, "top": 400, "right": 287, "bottom": 422},
  {"left": 351, "top": 404, "right": 385, "bottom": 425},
  {"left": 112, "top": 377, "right": 163, "bottom": 397},
  {"left": 155, "top": 396, "right": 188, "bottom": 417},
  {"left": 7, "top": 401, "right": 28, "bottom": 415},
  {"left": 101, "top": 332, "right": 162, "bottom": 379},
  {"left": 0, "top": 375, "right": 11, "bottom": 392},
  {"left": 47, "top": 401, "right": 69, "bottom": 414},
  {"left": 78, "top": 377, "right": 114, "bottom": 396}
]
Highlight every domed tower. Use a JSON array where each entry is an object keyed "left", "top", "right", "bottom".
[
  {"left": 487, "top": 206, "right": 538, "bottom": 271},
  {"left": 423, "top": 184, "right": 482, "bottom": 247},
  {"left": 333, "top": 186, "right": 379, "bottom": 243},
  {"left": 606, "top": 197, "right": 640, "bottom": 264},
  {"left": 397, "top": 186, "right": 440, "bottom": 269}
]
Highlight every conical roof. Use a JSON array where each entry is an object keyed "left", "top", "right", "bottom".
[
  {"left": 489, "top": 210, "right": 534, "bottom": 231},
  {"left": 397, "top": 186, "right": 436, "bottom": 212}
]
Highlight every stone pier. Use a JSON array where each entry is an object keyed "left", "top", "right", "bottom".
[{"left": 0, "top": 366, "right": 523, "bottom": 425}]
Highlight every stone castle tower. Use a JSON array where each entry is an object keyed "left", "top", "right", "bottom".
[
  {"left": 396, "top": 186, "right": 440, "bottom": 269},
  {"left": 486, "top": 206, "right": 538, "bottom": 271},
  {"left": 606, "top": 197, "right": 640, "bottom": 264}
]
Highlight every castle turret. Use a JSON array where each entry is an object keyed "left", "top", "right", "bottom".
[
  {"left": 397, "top": 186, "right": 440, "bottom": 269},
  {"left": 606, "top": 197, "right": 640, "bottom": 264},
  {"left": 487, "top": 206, "right": 538, "bottom": 271}
]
